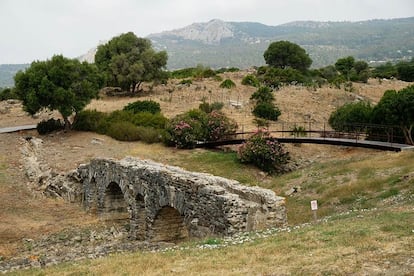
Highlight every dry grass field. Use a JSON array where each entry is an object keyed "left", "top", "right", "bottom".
[{"left": 0, "top": 73, "right": 413, "bottom": 274}]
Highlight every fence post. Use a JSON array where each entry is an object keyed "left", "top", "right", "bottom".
[{"left": 323, "top": 123, "right": 326, "bottom": 138}]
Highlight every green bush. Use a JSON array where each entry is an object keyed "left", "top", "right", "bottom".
[
  {"left": 106, "top": 121, "right": 141, "bottom": 141},
  {"left": 237, "top": 129, "right": 289, "bottom": 173},
  {"left": 215, "top": 67, "right": 240, "bottom": 73},
  {"left": 219, "top": 79, "right": 236, "bottom": 89},
  {"left": 256, "top": 66, "right": 308, "bottom": 88},
  {"left": 136, "top": 126, "right": 163, "bottom": 144},
  {"left": 169, "top": 68, "right": 196, "bottom": 79},
  {"left": 372, "top": 62, "right": 398, "bottom": 79},
  {"left": 123, "top": 100, "right": 161, "bottom": 114},
  {"left": 199, "top": 100, "right": 224, "bottom": 113},
  {"left": 73, "top": 110, "right": 108, "bottom": 132},
  {"left": 291, "top": 125, "right": 307, "bottom": 137},
  {"left": 241, "top": 74, "right": 260, "bottom": 87},
  {"left": 131, "top": 112, "right": 168, "bottom": 129},
  {"left": 328, "top": 101, "right": 372, "bottom": 132},
  {"left": 396, "top": 60, "right": 414, "bottom": 82},
  {"left": 250, "top": 86, "right": 274, "bottom": 103},
  {"left": 201, "top": 68, "right": 217, "bottom": 78},
  {"left": 37, "top": 118, "right": 64, "bottom": 135},
  {"left": 252, "top": 102, "right": 281, "bottom": 121},
  {"left": 0, "top": 88, "right": 18, "bottom": 101}
]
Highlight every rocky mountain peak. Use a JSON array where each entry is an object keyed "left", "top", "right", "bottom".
[{"left": 149, "top": 19, "right": 235, "bottom": 44}]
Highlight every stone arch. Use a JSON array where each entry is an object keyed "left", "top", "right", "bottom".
[
  {"left": 102, "top": 181, "right": 130, "bottom": 224},
  {"left": 151, "top": 206, "right": 189, "bottom": 242}
]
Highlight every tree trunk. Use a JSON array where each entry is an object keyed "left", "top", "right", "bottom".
[
  {"left": 401, "top": 125, "right": 414, "bottom": 145},
  {"left": 136, "top": 81, "right": 142, "bottom": 93},
  {"left": 131, "top": 82, "right": 137, "bottom": 94},
  {"left": 63, "top": 116, "right": 72, "bottom": 131}
]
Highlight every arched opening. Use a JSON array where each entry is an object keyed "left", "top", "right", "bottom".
[
  {"left": 102, "top": 182, "right": 129, "bottom": 224},
  {"left": 151, "top": 206, "right": 189, "bottom": 243},
  {"left": 134, "top": 194, "right": 146, "bottom": 240}
]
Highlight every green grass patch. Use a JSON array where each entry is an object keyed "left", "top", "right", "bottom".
[
  {"left": 378, "top": 188, "right": 399, "bottom": 199},
  {"left": 178, "top": 150, "right": 259, "bottom": 185}
]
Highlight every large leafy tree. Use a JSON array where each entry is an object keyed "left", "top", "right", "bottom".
[
  {"left": 95, "top": 32, "right": 167, "bottom": 93},
  {"left": 14, "top": 55, "right": 103, "bottom": 129},
  {"left": 371, "top": 85, "right": 414, "bottom": 145},
  {"left": 334, "top": 56, "right": 355, "bottom": 80},
  {"left": 328, "top": 101, "right": 373, "bottom": 132},
  {"left": 263, "top": 41, "right": 312, "bottom": 72}
]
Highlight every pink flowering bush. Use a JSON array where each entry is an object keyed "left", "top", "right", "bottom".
[
  {"left": 237, "top": 129, "right": 289, "bottom": 173},
  {"left": 206, "top": 111, "right": 238, "bottom": 141},
  {"left": 165, "top": 109, "right": 238, "bottom": 148}
]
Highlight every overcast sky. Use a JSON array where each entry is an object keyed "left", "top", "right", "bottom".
[{"left": 1, "top": 0, "right": 413, "bottom": 64}]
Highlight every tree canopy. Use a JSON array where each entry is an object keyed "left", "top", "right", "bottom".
[
  {"left": 335, "top": 56, "right": 369, "bottom": 82},
  {"left": 263, "top": 41, "right": 312, "bottom": 72},
  {"left": 14, "top": 55, "right": 103, "bottom": 129},
  {"left": 371, "top": 85, "right": 414, "bottom": 144},
  {"left": 328, "top": 101, "right": 373, "bottom": 132},
  {"left": 95, "top": 32, "right": 168, "bottom": 93}
]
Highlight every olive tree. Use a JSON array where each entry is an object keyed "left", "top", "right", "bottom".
[
  {"left": 263, "top": 41, "right": 312, "bottom": 72},
  {"left": 95, "top": 32, "right": 168, "bottom": 93},
  {"left": 14, "top": 55, "right": 103, "bottom": 129}
]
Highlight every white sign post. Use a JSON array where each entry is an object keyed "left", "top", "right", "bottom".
[{"left": 311, "top": 200, "right": 318, "bottom": 221}]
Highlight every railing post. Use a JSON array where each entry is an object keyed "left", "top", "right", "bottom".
[{"left": 323, "top": 123, "right": 326, "bottom": 139}]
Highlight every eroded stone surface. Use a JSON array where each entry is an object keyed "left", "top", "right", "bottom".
[
  {"left": 77, "top": 157, "right": 287, "bottom": 240},
  {"left": 20, "top": 137, "right": 286, "bottom": 241}
]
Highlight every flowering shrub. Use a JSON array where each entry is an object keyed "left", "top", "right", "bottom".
[
  {"left": 170, "top": 120, "right": 197, "bottom": 148},
  {"left": 165, "top": 109, "right": 238, "bottom": 148},
  {"left": 237, "top": 129, "right": 289, "bottom": 173},
  {"left": 165, "top": 109, "right": 207, "bottom": 148},
  {"left": 206, "top": 111, "right": 238, "bottom": 141}
]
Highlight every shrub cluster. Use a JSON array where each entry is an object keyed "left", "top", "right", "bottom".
[
  {"left": 73, "top": 104, "right": 167, "bottom": 143},
  {"left": 37, "top": 118, "right": 65, "bottom": 135},
  {"left": 219, "top": 79, "right": 236, "bottom": 89},
  {"left": 165, "top": 109, "right": 237, "bottom": 148},
  {"left": 328, "top": 101, "right": 373, "bottom": 132},
  {"left": 241, "top": 74, "right": 260, "bottom": 87},
  {"left": 0, "top": 88, "right": 18, "bottom": 101},
  {"left": 123, "top": 100, "right": 161, "bottom": 114},
  {"left": 237, "top": 129, "right": 289, "bottom": 173},
  {"left": 169, "top": 65, "right": 217, "bottom": 80},
  {"left": 199, "top": 100, "right": 224, "bottom": 113},
  {"left": 250, "top": 86, "right": 281, "bottom": 122}
]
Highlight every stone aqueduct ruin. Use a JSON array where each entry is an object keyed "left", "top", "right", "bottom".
[{"left": 76, "top": 157, "right": 287, "bottom": 242}]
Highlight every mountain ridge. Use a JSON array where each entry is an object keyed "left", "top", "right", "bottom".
[
  {"left": 147, "top": 17, "right": 414, "bottom": 69},
  {"left": 2, "top": 17, "right": 414, "bottom": 87}
]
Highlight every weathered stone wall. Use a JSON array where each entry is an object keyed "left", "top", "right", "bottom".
[{"left": 77, "top": 157, "right": 287, "bottom": 240}]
